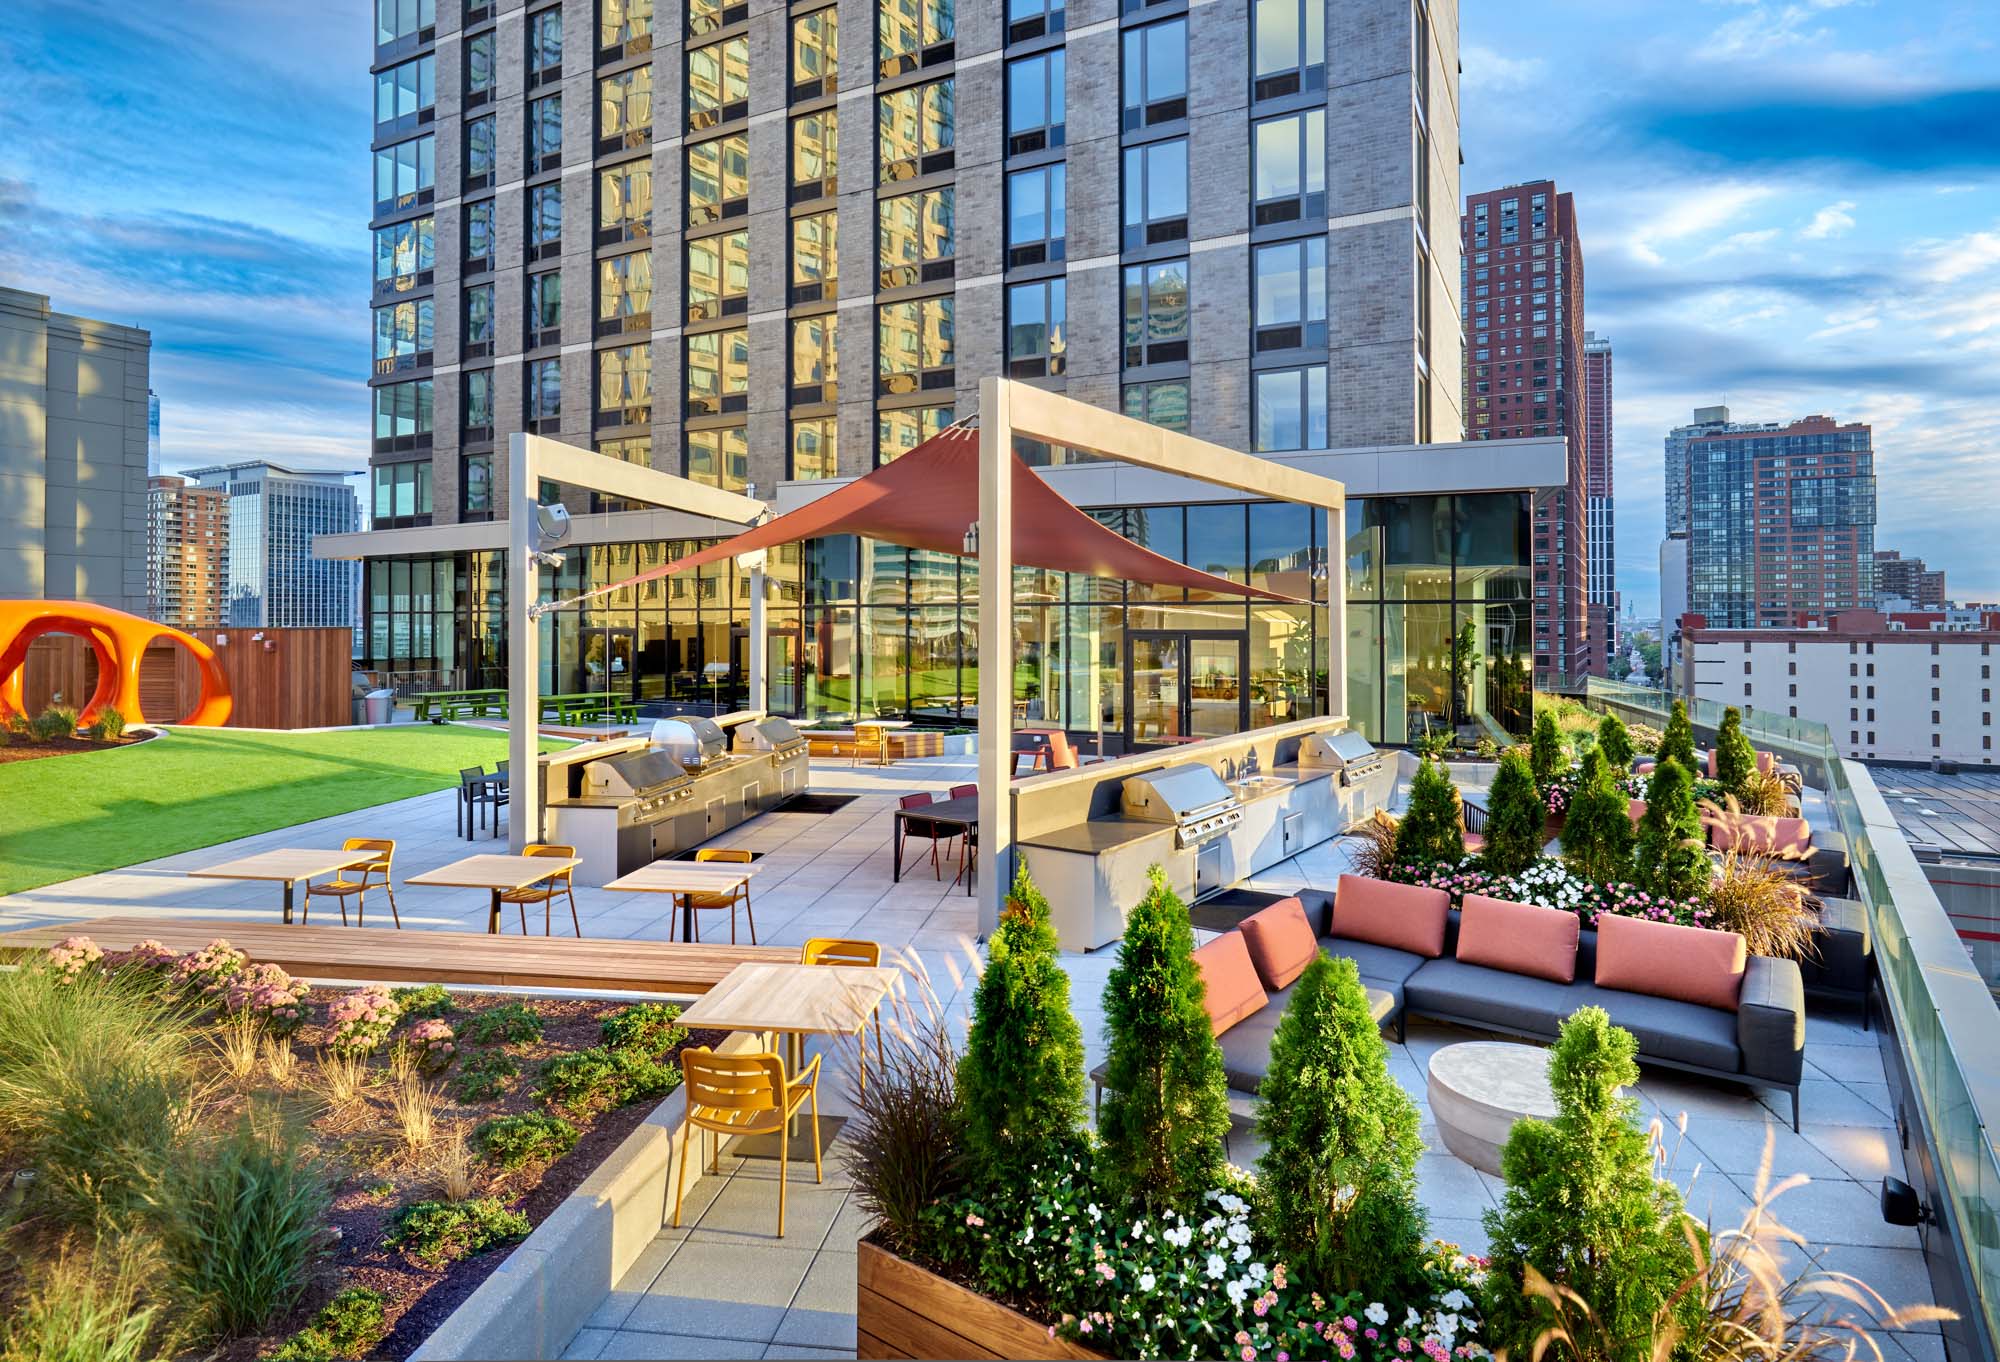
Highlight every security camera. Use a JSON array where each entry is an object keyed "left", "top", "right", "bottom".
[{"left": 531, "top": 550, "right": 566, "bottom": 569}]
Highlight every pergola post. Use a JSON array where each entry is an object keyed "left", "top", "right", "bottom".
[
  {"left": 744, "top": 550, "right": 768, "bottom": 713},
  {"left": 507, "top": 432, "right": 541, "bottom": 852},
  {"left": 1325, "top": 503, "right": 1346, "bottom": 719},
  {"left": 975, "top": 378, "right": 1014, "bottom": 937}
]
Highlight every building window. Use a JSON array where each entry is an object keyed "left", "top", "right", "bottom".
[
  {"left": 1252, "top": 0, "right": 1324, "bottom": 100},
  {"left": 792, "top": 8, "right": 838, "bottom": 99},
  {"left": 1121, "top": 20, "right": 1186, "bottom": 130},
  {"left": 463, "top": 452, "right": 492, "bottom": 516},
  {"left": 597, "top": 344, "right": 652, "bottom": 426},
  {"left": 791, "top": 109, "right": 838, "bottom": 201},
  {"left": 686, "top": 327, "right": 750, "bottom": 415},
  {"left": 686, "top": 230, "right": 749, "bottom": 320},
  {"left": 791, "top": 212, "right": 838, "bottom": 304},
  {"left": 599, "top": 161, "right": 653, "bottom": 243},
  {"left": 374, "top": 216, "right": 435, "bottom": 286},
  {"left": 528, "top": 93, "right": 563, "bottom": 172},
  {"left": 1254, "top": 365, "right": 1327, "bottom": 451},
  {"left": 877, "top": 297, "right": 954, "bottom": 395},
  {"left": 1121, "top": 260, "right": 1188, "bottom": 368},
  {"left": 528, "top": 270, "right": 562, "bottom": 345},
  {"left": 688, "top": 0, "right": 747, "bottom": 37},
  {"left": 1005, "top": 164, "right": 1065, "bottom": 267},
  {"left": 688, "top": 36, "right": 749, "bottom": 131},
  {"left": 372, "top": 298, "right": 434, "bottom": 372},
  {"left": 464, "top": 200, "right": 495, "bottom": 269},
  {"left": 375, "top": 54, "right": 435, "bottom": 133},
  {"left": 527, "top": 358, "right": 562, "bottom": 429},
  {"left": 1252, "top": 109, "right": 1324, "bottom": 225},
  {"left": 370, "top": 461, "right": 433, "bottom": 527},
  {"left": 791, "top": 417, "right": 837, "bottom": 480},
  {"left": 463, "top": 368, "right": 494, "bottom": 436},
  {"left": 878, "top": 78, "right": 954, "bottom": 181},
  {"left": 528, "top": 7, "right": 563, "bottom": 79},
  {"left": 1252, "top": 236, "right": 1326, "bottom": 351},
  {"left": 878, "top": 187, "right": 955, "bottom": 288},
  {"left": 879, "top": 0, "right": 953, "bottom": 78},
  {"left": 1006, "top": 279, "right": 1066, "bottom": 379},
  {"left": 1006, "top": 50, "right": 1065, "bottom": 154},
  {"left": 1122, "top": 138, "right": 1187, "bottom": 248},
  {"left": 463, "top": 284, "right": 494, "bottom": 357},
  {"left": 372, "top": 379, "right": 434, "bottom": 452},
  {"left": 686, "top": 133, "right": 749, "bottom": 225},
  {"left": 790, "top": 315, "right": 839, "bottom": 404},
  {"left": 1123, "top": 379, "right": 1189, "bottom": 432},
  {"left": 599, "top": 69, "right": 653, "bottom": 154},
  {"left": 597, "top": 251, "right": 653, "bottom": 335},
  {"left": 1006, "top": 0, "right": 1063, "bottom": 43},
  {"left": 528, "top": 184, "right": 563, "bottom": 257},
  {"left": 878, "top": 404, "right": 952, "bottom": 464},
  {"left": 375, "top": 0, "right": 436, "bottom": 50},
  {"left": 464, "top": 115, "right": 497, "bottom": 190},
  {"left": 373, "top": 134, "right": 435, "bottom": 214},
  {"left": 600, "top": 0, "right": 653, "bottom": 57},
  {"left": 686, "top": 426, "right": 749, "bottom": 491}
]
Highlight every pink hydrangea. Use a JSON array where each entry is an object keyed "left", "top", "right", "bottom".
[
  {"left": 220, "top": 961, "right": 310, "bottom": 1036},
  {"left": 326, "top": 983, "right": 401, "bottom": 1055},
  {"left": 404, "top": 1017, "right": 458, "bottom": 1070},
  {"left": 172, "top": 938, "right": 246, "bottom": 995},
  {"left": 109, "top": 938, "right": 180, "bottom": 974},
  {"left": 45, "top": 935, "right": 102, "bottom": 983}
]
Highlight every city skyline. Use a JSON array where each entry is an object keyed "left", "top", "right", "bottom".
[{"left": 2, "top": 0, "right": 1996, "bottom": 612}]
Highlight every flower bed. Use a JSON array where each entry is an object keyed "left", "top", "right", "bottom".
[
  {"left": 1539, "top": 766, "right": 1722, "bottom": 816},
  {"left": 1379, "top": 857, "right": 1715, "bottom": 929},
  {"left": 0, "top": 937, "right": 720, "bottom": 1362}
]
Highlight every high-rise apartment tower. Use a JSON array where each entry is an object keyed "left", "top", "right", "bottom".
[
  {"left": 1582, "top": 329, "right": 1613, "bottom": 672},
  {"left": 145, "top": 475, "right": 230, "bottom": 629},
  {"left": 183, "top": 462, "right": 363, "bottom": 628}
]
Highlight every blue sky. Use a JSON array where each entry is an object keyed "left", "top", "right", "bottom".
[{"left": 2, "top": 1, "right": 1995, "bottom": 614}]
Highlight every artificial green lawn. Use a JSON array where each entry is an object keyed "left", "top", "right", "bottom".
[{"left": 0, "top": 725, "right": 569, "bottom": 897}]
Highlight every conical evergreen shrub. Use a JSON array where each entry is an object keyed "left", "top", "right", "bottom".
[
  {"left": 1481, "top": 1008, "right": 1703, "bottom": 1362},
  {"left": 1596, "top": 712, "right": 1635, "bottom": 775},
  {"left": 1633, "top": 756, "right": 1710, "bottom": 902},
  {"left": 1561, "top": 748, "right": 1634, "bottom": 885},
  {"left": 1482, "top": 749, "right": 1546, "bottom": 877},
  {"left": 1097, "top": 867, "right": 1229, "bottom": 1206},
  {"left": 1714, "top": 706, "right": 1757, "bottom": 793},
  {"left": 957, "top": 860, "right": 1086, "bottom": 1176},
  {"left": 1657, "top": 699, "right": 1697, "bottom": 774},
  {"left": 1531, "top": 707, "right": 1566, "bottom": 789},
  {"left": 1256, "top": 953, "right": 1427, "bottom": 1296},
  {"left": 1391, "top": 757, "right": 1466, "bottom": 866}
]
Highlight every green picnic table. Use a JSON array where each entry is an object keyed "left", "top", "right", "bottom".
[
  {"left": 413, "top": 689, "right": 509, "bottom": 723},
  {"left": 540, "top": 692, "right": 641, "bottom": 724}
]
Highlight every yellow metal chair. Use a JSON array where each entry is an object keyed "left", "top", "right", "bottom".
[
  {"left": 303, "top": 838, "right": 400, "bottom": 927},
  {"left": 498, "top": 843, "right": 581, "bottom": 936},
  {"left": 681, "top": 848, "right": 757, "bottom": 943},
  {"left": 802, "top": 938, "right": 887, "bottom": 1090},
  {"left": 673, "top": 1047, "right": 822, "bottom": 1238},
  {"left": 851, "top": 723, "right": 888, "bottom": 767}
]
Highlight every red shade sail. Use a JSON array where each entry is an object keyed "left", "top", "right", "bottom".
[{"left": 559, "top": 424, "right": 1306, "bottom": 606}]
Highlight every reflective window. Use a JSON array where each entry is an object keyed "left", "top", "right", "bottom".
[
  {"left": 375, "top": 55, "right": 435, "bottom": 128},
  {"left": 685, "top": 327, "right": 750, "bottom": 413},
  {"left": 1122, "top": 379, "right": 1189, "bottom": 432},
  {"left": 528, "top": 8, "right": 563, "bottom": 71},
  {"left": 688, "top": 37, "right": 749, "bottom": 131},
  {"left": 373, "top": 134, "right": 435, "bottom": 212},
  {"left": 686, "top": 230, "right": 749, "bottom": 319},
  {"left": 464, "top": 284, "right": 494, "bottom": 347},
  {"left": 792, "top": 109, "right": 838, "bottom": 198},
  {"left": 1252, "top": 236, "right": 1326, "bottom": 350},
  {"left": 686, "top": 134, "right": 749, "bottom": 225},
  {"left": 790, "top": 314, "right": 839, "bottom": 400},
  {"left": 464, "top": 200, "right": 495, "bottom": 266},
  {"left": 1252, "top": 0, "right": 1324, "bottom": 99},
  {"left": 791, "top": 418, "right": 837, "bottom": 480},
  {"left": 528, "top": 358, "right": 562, "bottom": 420},
  {"left": 1006, "top": 279, "right": 1066, "bottom": 378},
  {"left": 1253, "top": 364, "right": 1327, "bottom": 451},
  {"left": 528, "top": 184, "right": 563, "bottom": 245},
  {"left": 877, "top": 78, "right": 954, "bottom": 181},
  {"left": 1121, "top": 138, "right": 1186, "bottom": 248},
  {"left": 528, "top": 270, "right": 563, "bottom": 331},
  {"left": 463, "top": 369, "right": 494, "bottom": 432},
  {"left": 373, "top": 216, "right": 435, "bottom": 282},
  {"left": 598, "top": 344, "right": 652, "bottom": 414},
  {"left": 373, "top": 298, "right": 435, "bottom": 362},
  {"left": 599, "top": 68, "right": 653, "bottom": 148},
  {"left": 792, "top": 8, "right": 837, "bottom": 97},
  {"left": 686, "top": 426, "right": 748, "bottom": 490},
  {"left": 466, "top": 33, "right": 495, "bottom": 96},
  {"left": 1006, "top": 50, "right": 1064, "bottom": 154},
  {"left": 598, "top": 251, "right": 653, "bottom": 324},
  {"left": 1121, "top": 20, "right": 1185, "bottom": 129},
  {"left": 1007, "top": 0, "right": 1063, "bottom": 41},
  {"left": 791, "top": 212, "right": 837, "bottom": 302},
  {"left": 1253, "top": 109, "right": 1325, "bottom": 223},
  {"left": 876, "top": 297, "right": 954, "bottom": 393},
  {"left": 601, "top": 0, "right": 652, "bottom": 50},
  {"left": 599, "top": 161, "right": 652, "bottom": 241},
  {"left": 372, "top": 379, "right": 434, "bottom": 443},
  {"left": 877, "top": 405, "right": 953, "bottom": 464},
  {"left": 465, "top": 115, "right": 496, "bottom": 182},
  {"left": 528, "top": 94, "right": 563, "bottom": 167},
  {"left": 375, "top": 0, "right": 435, "bottom": 47},
  {"left": 879, "top": 0, "right": 953, "bottom": 77},
  {"left": 1120, "top": 259, "right": 1188, "bottom": 368},
  {"left": 687, "top": 0, "right": 744, "bottom": 39},
  {"left": 1005, "top": 164, "right": 1065, "bottom": 266},
  {"left": 877, "top": 187, "right": 954, "bottom": 288}
]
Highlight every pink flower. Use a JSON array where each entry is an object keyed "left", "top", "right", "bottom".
[{"left": 965, "top": 1212, "right": 985, "bottom": 1227}]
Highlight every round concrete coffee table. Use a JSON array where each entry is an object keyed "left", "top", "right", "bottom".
[{"left": 1427, "top": 1041, "right": 1558, "bottom": 1176}]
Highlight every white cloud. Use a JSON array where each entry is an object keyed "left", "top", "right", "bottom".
[
  {"left": 1799, "top": 201, "right": 1856, "bottom": 240},
  {"left": 1623, "top": 184, "right": 1777, "bottom": 266},
  {"left": 1909, "top": 228, "right": 2000, "bottom": 284},
  {"left": 1460, "top": 46, "right": 1546, "bottom": 94},
  {"left": 1700, "top": 228, "right": 1782, "bottom": 259}
]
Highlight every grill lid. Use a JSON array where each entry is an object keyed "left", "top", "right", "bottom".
[
  {"left": 1120, "top": 763, "right": 1238, "bottom": 822},
  {"left": 736, "top": 716, "right": 805, "bottom": 752},
  {"left": 651, "top": 715, "right": 727, "bottom": 766},
  {"left": 586, "top": 749, "right": 691, "bottom": 798}
]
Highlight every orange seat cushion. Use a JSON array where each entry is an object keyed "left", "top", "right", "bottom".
[
  {"left": 1756, "top": 750, "right": 1777, "bottom": 775},
  {"left": 1192, "top": 930, "right": 1269, "bottom": 1036},
  {"left": 1595, "top": 914, "right": 1747, "bottom": 1012},
  {"left": 1237, "top": 897, "right": 1319, "bottom": 991},
  {"left": 1461, "top": 830, "right": 1488, "bottom": 855},
  {"left": 1456, "top": 893, "right": 1580, "bottom": 984},
  {"left": 1627, "top": 798, "right": 1648, "bottom": 826},
  {"left": 1332, "top": 874, "right": 1450, "bottom": 959}
]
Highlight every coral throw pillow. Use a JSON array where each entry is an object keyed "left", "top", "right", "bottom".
[
  {"left": 1595, "top": 914, "right": 1747, "bottom": 1011},
  {"left": 1238, "top": 897, "right": 1318, "bottom": 991},
  {"left": 1192, "top": 930, "right": 1269, "bottom": 1036},
  {"left": 1456, "top": 894, "right": 1580, "bottom": 984},
  {"left": 1332, "top": 874, "right": 1450, "bottom": 959}
]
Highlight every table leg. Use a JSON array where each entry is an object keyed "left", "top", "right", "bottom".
[
  {"left": 282, "top": 880, "right": 295, "bottom": 925},
  {"left": 892, "top": 816, "right": 903, "bottom": 883},
  {"left": 487, "top": 888, "right": 502, "bottom": 935},
  {"left": 681, "top": 893, "right": 694, "bottom": 945}
]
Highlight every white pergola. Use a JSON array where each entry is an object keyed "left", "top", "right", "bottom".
[{"left": 972, "top": 379, "right": 1348, "bottom": 935}]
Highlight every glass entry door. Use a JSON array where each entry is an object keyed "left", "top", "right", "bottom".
[{"left": 1126, "top": 631, "right": 1248, "bottom": 747}]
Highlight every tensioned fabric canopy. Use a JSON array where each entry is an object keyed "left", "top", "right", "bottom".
[{"left": 552, "top": 424, "right": 1307, "bottom": 608}]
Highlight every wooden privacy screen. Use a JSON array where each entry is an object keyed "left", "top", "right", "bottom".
[{"left": 19, "top": 627, "right": 354, "bottom": 729}]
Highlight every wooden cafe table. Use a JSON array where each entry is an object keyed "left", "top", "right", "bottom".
[
  {"left": 604, "top": 861, "right": 759, "bottom": 943},
  {"left": 407, "top": 853, "right": 581, "bottom": 935},
  {"left": 188, "top": 848, "right": 382, "bottom": 925}
]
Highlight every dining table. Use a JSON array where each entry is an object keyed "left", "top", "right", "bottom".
[
  {"left": 603, "top": 861, "right": 758, "bottom": 943},
  {"left": 187, "top": 847, "right": 382, "bottom": 925},
  {"left": 406, "top": 853, "right": 581, "bottom": 934},
  {"left": 892, "top": 792, "right": 978, "bottom": 894}
]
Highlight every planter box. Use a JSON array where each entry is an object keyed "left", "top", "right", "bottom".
[{"left": 856, "top": 1240, "right": 1103, "bottom": 1361}]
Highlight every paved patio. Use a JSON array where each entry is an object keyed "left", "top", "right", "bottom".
[{"left": 0, "top": 753, "right": 1939, "bottom": 1361}]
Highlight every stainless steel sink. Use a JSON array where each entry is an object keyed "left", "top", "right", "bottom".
[{"left": 1229, "top": 776, "right": 1289, "bottom": 796}]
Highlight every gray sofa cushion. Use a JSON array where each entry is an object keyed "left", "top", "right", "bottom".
[
  {"left": 1317, "top": 936, "right": 1427, "bottom": 989},
  {"left": 1218, "top": 1006, "right": 1283, "bottom": 1093},
  {"left": 1571, "top": 984, "right": 1742, "bottom": 1072}
]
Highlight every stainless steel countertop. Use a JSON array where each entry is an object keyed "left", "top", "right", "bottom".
[{"left": 1017, "top": 819, "right": 1173, "bottom": 854}]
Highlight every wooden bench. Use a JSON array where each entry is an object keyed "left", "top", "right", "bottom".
[
  {"left": 803, "top": 729, "right": 948, "bottom": 760},
  {"left": 0, "top": 917, "right": 798, "bottom": 997}
]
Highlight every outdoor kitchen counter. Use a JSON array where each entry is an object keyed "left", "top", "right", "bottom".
[{"left": 1018, "top": 820, "right": 1174, "bottom": 854}]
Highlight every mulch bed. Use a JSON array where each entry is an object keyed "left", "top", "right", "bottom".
[{"left": 0, "top": 730, "right": 151, "bottom": 765}]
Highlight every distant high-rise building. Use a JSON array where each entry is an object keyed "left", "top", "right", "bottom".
[
  {"left": 1582, "top": 330, "right": 1615, "bottom": 673},
  {"left": 1874, "top": 549, "right": 1946, "bottom": 610},
  {"left": 1660, "top": 530, "right": 1689, "bottom": 680},
  {"left": 146, "top": 475, "right": 229, "bottom": 629},
  {"left": 147, "top": 389, "right": 161, "bottom": 478},
  {"left": 1663, "top": 405, "right": 1780, "bottom": 541},
  {"left": 1462, "top": 179, "right": 1589, "bottom": 681},
  {"left": 1686, "top": 415, "right": 1876, "bottom": 629},
  {"left": 183, "top": 462, "right": 362, "bottom": 628},
  {"left": 0, "top": 287, "right": 152, "bottom": 614}
]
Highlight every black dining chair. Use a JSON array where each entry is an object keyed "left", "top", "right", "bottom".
[{"left": 459, "top": 766, "right": 502, "bottom": 839}]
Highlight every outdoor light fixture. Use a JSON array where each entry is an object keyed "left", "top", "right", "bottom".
[{"left": 535, "top": 501, "right": 572, "bottom": 547}]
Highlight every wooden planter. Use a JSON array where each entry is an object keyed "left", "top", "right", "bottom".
[{"left": 857, "top": 1240, "right": 1104, "bottom": 1361}]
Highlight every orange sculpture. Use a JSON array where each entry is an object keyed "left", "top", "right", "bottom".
[{"left": 0, "top": 600, "right": 232, "bottom": 727}]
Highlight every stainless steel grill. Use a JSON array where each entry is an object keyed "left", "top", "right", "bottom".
[
  {"left": 582, "top": 750, "right": 696, "bottom": 827},
  {"left": 733, "top": 716, "right": 806, "bottom": 757},
  {"left": 650, "top": 715, "right": 728, "bottom": 768},
  {"left": 1120, "top": 763, "right": 1243, "bottom": 849},
  {"left": 1298, "top": 730, "right": 1383, "bottom": 786}
]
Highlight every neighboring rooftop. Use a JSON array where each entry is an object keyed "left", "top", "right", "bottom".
[{"left": 1870, "top": 764, "right": 2000, "bottom": 859}]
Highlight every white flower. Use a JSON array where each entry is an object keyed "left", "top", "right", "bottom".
[
  {"left": 1227, "top": 1220, "right": 1252, "bottom": 1244},
  {"left": 1225, "top": 1279, "right": 1249, "bottom": 1307},
  {"left": 1139, "top": 1271, "right": 1157, "bottom": 1292},
  {"left": 1405, "top": 1307, "right": 1423, "bottom": 1330},
  {"left": 1200, "top": 1215, "right": 1224, "bottom": 1234},
  {"left": 1164, "top": 1224, "right": 1193, "bottom": 1249},
  {"left": 1233, "top": 1243, "right": 1251, "bottom": 1263},
  {"left": 1206, "top": 1254, "right": 1227, "bottom": 1279},
  {"left": 1247, "top": 1262, "right": 1268, "bottom": 1283},
  {"left": 1087, "top": 1202, "right": 1103, "bottom": 1221},
  {"left": 1441, "top": 1289, "right": 1471, "bottom": 1311},
  {"left": 1365, "top": 1302, "right": 1390, "bottom": 1326},
  {"left": 1217, "top": 1193, "right": 1246, "bottom": 1215}
]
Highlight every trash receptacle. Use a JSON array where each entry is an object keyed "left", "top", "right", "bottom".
[{"left": 365, "top": 689, "right": 395, "bottom": 725}]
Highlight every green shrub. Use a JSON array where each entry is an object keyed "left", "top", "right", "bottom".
[
  {"left": 1634, "top": 756, "right": 1710, "bottom": 902},
  {"left": 1255, "top": 953, "right": 1427, "bottom": 1296},
  {"left": 1482, "top": 1008, "right": 1703, "bottom": 1362},
  {"left": 536, "top": 1046, "right": 679, "bottom": 1117},
  {"left": 957, "top": 860, "right": 1086, "bottom": 1177},
  {"left": 385, "top": 1196, "right": 530, "bottom": 1267},
  {"left": 0, "top": 1245, "right": 160, "bottom": 1362},
  {"left": 1391, "top": 757, "right": 1466, "bottom": 866},
  {"left": 86, "top": 706, "right": 126, "bottom": 742},
  {"left": 1482, "top": 750, "right": 1546, "bottom": 877},
  {"left": 151, "top": 1115, "right": 331, "bottom": 1338},
  {"left": 1714, "top": 705, "right": 1756, "bottom": 793},
  {"left": 452, "top": 1050, "right": 519, "bottom": 1103},
  {"left": 1561, "top": 748, "right": 1635, "bottom": 885},
  {"left": 1596, "top": 712, "right": 1635, "bottom": 773},
  {"left": 1657, "top": 698, "right": 1697, "bottom": 773},
  {"left": 28, "top": 705, "right": 78, "bottom": 741},
  {"left": 269, "top": 1287, "right": 388, "bottom": 1361},
  {"left": 457, "top": 1001, "right": 544, "bottom": 1046},
  {"left": 600, "top": 1002, "right": 686, "bottom": 1057},
  {"left": 1096, "top": 867, "right": 1229, "bottom": 1206},
  {"left": 391, "top": 984, "right": 456, "bottom": 1021},
  {"left": 473, "top": 1112, "right": 579, "bottom": 1170},
  {"left": 1531, "top": 707, "right": 1566, "bottom": 788}
]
